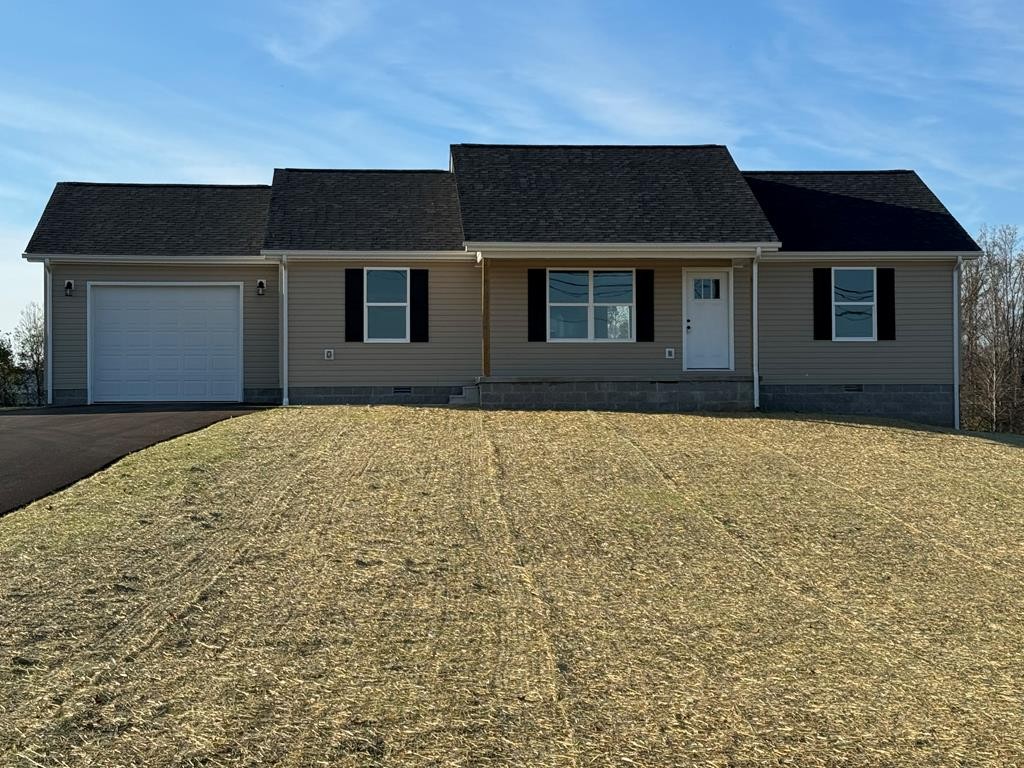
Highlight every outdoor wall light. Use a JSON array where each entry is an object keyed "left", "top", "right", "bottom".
[
  {"left": 256, "top": 279, "right": 267, "bottom": 296},
  {"left": 64, "top": 280, "right": 74, "bottom": 297}
]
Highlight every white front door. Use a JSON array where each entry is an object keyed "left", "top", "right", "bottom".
[
  {"left": 90, "top": 284, "right": 242, "bottom": 402},
  {"left": 684, "top": 270, "right": 731, "bottom": 370}
]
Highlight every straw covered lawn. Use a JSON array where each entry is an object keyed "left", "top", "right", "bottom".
[{"left": 2, "top": 406, "right": 1024, "bottom": 766}]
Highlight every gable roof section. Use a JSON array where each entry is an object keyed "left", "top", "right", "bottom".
[
  {"left": 25, "top": 182, "right": 271, "bottom": 257},
  {"left": 743, "top": 171, "right": 980, "bottom": 253},
  {"left": 263, "top": 169, "right": 464, "bottom": 252},
  {"left": 450, "top": 144, "right": 779, "bottom": 245}
]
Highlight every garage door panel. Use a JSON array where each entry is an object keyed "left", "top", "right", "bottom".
[{"left": 90, "top": 285, "right": 241, "bottom": 402}]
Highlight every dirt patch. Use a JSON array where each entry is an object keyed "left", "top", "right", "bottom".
[{"left": 1, "top": 407, "right": 1022, "bottom": 765}]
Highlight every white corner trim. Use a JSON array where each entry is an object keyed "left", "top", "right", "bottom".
[
  {"left": 281, "top": 257, "right": 289, "bottom": 406},
  {"left": 44, "top": 259, "right": 53, "bottom": 405},
  {"left": 752, "top": 247, "right": 760, "bottom": 408}
]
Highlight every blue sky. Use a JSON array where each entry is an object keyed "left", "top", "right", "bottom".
[{"left": 1, "top": 0, "right": 1021, "bottom": 332}]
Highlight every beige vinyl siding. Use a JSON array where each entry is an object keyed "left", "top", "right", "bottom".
[
  {"left": 758, "top": 260, "right": 954, "bottom": 384},
  {"left": 50, "top": 264, "right": 279, "bottom": 391},
  {"left": 287, "top": 260, "right": 481, "bottom": 386},
  {"left": 488, "top": 258, "right": 751, "bottom": 379}
]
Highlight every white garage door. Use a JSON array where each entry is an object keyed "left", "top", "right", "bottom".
[{"left": 89, "top": 284, "right": 242, "bottom": 402}]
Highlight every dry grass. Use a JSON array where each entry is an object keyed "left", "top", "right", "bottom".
[{"left": 2, "top": 407, "right": 1024, "bottom": 766}]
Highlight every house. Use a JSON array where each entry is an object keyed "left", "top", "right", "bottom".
[{"left": 22, "top": 144, "right": 980, "bottom": 426}]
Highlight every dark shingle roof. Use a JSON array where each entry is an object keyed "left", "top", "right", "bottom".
[
  {"left": 450, "top": 144, "right": 778, "bottom": 244},
  {"left": 743, "top": 171, "right": 980, "bottom": 252},
  {"left": 263, "top": 169, "right": 464, "bottom": 251},
  {"left": 25, "top": 183, "right": 271, "bottom": 256}
]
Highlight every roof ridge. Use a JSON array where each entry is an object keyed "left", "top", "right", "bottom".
[
  {"left": 452, "top": 143, "right": 726, "bottom": 149},
  {"left": 56, "top": 181, "right": 271, "bottom": 189},
  {"left": 744, "top": 170, "right": 915, "bottom": 175},
  {"left": 276, "top": 168, "right": 451, "bottom": 174}
]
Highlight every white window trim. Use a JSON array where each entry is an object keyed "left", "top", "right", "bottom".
[
  {"left": 831, "top": 267, "right": 877, "bottom": 342},
  {"left": 680, "top": 268, "right": 735, "bottom": 372},
  {"left": 545, "top": 268, "right": 636, "bottom": 343},
  {"left": 364, "top": 267, "right": 410, "bottom": 343}
]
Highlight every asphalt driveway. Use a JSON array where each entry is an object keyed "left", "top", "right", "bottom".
[{"left": 0, "top": 404, "right": 261, "bottom": 515}]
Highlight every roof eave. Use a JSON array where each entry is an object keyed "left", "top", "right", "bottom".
[
  {"left": 760, "top": 250, "right": 982, "bottom": 261},
  {"left": 261, "top": 249, "right": 477, "bottom": 261},
  {"left": 465, "top": 241, "right": 782, "bottom": 252},
  {"left": 466, "top": 241, "right": 781, "bottom": 258},
  {"left": 22, "top": 252, "right": 270, "bottom": 265}
]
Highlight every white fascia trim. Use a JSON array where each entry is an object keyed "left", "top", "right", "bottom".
[
  {"left": 261, "top": 249, "right": 476, "bottom": 261},
  {"left": 468, "top": 241, "right": 781, "bottom": 253},
  {"left": 760, "top": 251, "right": 981, "bottom": 262},
  {"left": 23, "top": 252, "right": 269, "bottom": 265}
]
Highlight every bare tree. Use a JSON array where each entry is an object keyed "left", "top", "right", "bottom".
[
  {"left": 0, "top": 334, "right": 20, "bottom": 406},
  {"left": 13, "top": 302, "right": 45, "bottom": 406},
  {"left": 960, "top": 225, "right": 1024, "bottom": 433}
]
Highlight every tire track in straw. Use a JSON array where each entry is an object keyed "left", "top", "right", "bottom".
[
  {"left": 272, "top": 407, "right": 411, "bottom": 766},
  {"left": 590, "top": 411, "right": 971, "bottom": 673},
  {"left": 732, "top": 416, "right": 1024, "bottom": 590},
  {"left": 10, "top": 408, "right": 348, "bottom": 747},
  {"left": 475, "top": 410, "right": 581, "bottom": 768}
]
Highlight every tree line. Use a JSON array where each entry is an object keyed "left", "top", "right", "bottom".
[
  {"left": 961, "top": 224, "right": 1024, "bottom": 433},
  {"left": 0, "top": 303, "right": 45, "bottom": 407}
]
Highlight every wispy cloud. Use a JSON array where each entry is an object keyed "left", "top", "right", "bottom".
[{"left": 263, "top": 0, "right": 372, "bottom": 71}]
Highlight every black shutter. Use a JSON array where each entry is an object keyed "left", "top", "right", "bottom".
[
  {"left": 527, "top": 269, "right": 546, "bottom": 342},
  {"left": 344, "top": 268, "right": 364, "bottom": 342},
  {"left": 813, "top": 268, "right": 832, "bottom": 340},
  {"left": 877, "top": 267, "right": 895, "bottom": 340},
  {"left": 636, "top": 269, "right": 655, "bottom": 342},
  {"left": 410, "top": 269, "right": 429, "bottom": 342}
]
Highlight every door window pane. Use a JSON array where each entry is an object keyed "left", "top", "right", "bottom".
[
  {"left": 594, "top": 305, "right": 633, "bottom": 339},
  {"left": 693, "top": 278, "right": 721, "bottom": 300},
  {"left": 367, "top": 306, "right": 407, "bottom": 340},
  {"left": 548, "top": 271, "right": 589, "bottom": 303},
  {"left": 833, "top": 269, "right": 874, "bottom": 302},
  {"left": 549, "top": 305, "right": 588, "bottom": 338},
  {"left": 834, "top": 305, "right": 873, "bottom": 339},
  {"left": 593, "top": 271, "right": 633, "bottom": 302},
  {"left": 366, "top": 269, "right": 407, "bottom": 303}
]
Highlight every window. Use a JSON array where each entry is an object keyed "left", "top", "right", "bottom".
[
  {"left": 547, "top": 269, "right": 634, "bottom": 341},
  {"left": 365, "top": 268, "right": 409, "bottom": 342},
  {"left": 832, "top": 267, "right": 876, "bottom": 341},
  {"left": 693, "top": 278, "right": 721, "bottom": 300}
]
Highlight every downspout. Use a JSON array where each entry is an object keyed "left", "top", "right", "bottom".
[
  {"left": 752, "top": 247, "right": 761, "bottom": 409},
  {"left": 280, "top": 255, "right": 289, "bottom": 406},
  {"left": 952, "top": 255, "right": 963, "bottom": 430},
  {"left": 44, "top": 259, "right": 52, "bottom": 405}
]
